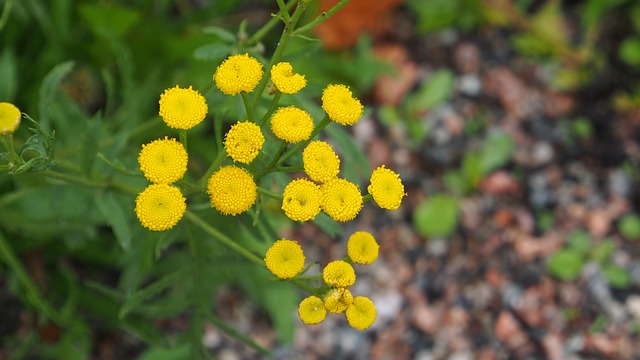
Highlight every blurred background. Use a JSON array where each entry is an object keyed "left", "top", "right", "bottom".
[{"left": 2, "top": 0, "right": 640, "bottom": 358}]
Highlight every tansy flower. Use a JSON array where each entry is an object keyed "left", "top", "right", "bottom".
[
  {"left": 138, "top": 137, "right": 188, "bottom": 184},
  {"left": 207, "top": 165, "right": 257, "bottom": 216},
  {"left": 0, "top": 102, "right": 21, "bottom": 135},
  {"left": 214, "top": 53, "right": 263, "bottom": 95},
  {"left": 282, "top": 179, "right": 322, "bottom": 222},
  {"left": 159, "top": 85, "right": 208, "bottom": 130},
  {"left": 321, "top": 84, "right": 363, "bottom": 126},
  {"left": 264, "top": 239, "right": 305, "bottom": 279},
  {"left": 135, "top": 184, "right": 186, "bottom": 231},
  {"left": 367, "top": 165, "right": 405, "bottom": 210},
  {"left": 303, "top": 141, "right": 340, "bottom": 183},
  {"left": 270, "top": 62, "right": 306, "bottom": 94},
  {"left": 345, "top": 296, "right": 376, "bottom": 330},
  {"left": 224, "top": 121, "right": 264, "bottom": 164},
  {"left": 270, "top": 106, "right": 314, "bottom": 143},
  {"left": 321, "top": 178, "right": 362, "bottom": 222},
  {"left": 347, "top": 231, "right": 379, "bottom": 265},
  {"left": 298, "top": 296, "right": 326, "bottom": 325},
  {"left": 323, "top": 260, "right": 356, "bottom": 287},
  {"left": 324, "top": 287, "right": 354, "bottom": 314}
]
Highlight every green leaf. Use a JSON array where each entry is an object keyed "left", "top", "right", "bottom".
[
  {"left": 201, "top": 26, "right": 236, "bottom": 43},
  {"left": 480, "top": 132, "right": 514, "bottom": 173},
  {"left": 95, "top": 191, "right": 132, "bottom": 250},
  {"left": 324, "top": 122, "right": 371, "bottom": 183},
  {"left": 79, "top": 3, "right": 140, "bottom": 37},
  {"left": 620, "top": 37, "right": 640, "bottom": 67},
  {"left": 137, "top": 344, "right": 191, "bottom": 360},
  {"left": 619, "top": 214, "right": 640, "bottom": 240},
  {"left": 312, "top": 211, "right": 342, "bottom": 237},
  {"left": 413, "top": 194, "right": 459, "bottom": 238},
  {"left": 193, "top": 43, "right": 233, "bottom": 61},
  {"left": 547, "top": 250, "right": 584, "bottom": 281},
  {"left": 591, "top": 239, "right": 615, "bottom": 263},
  {"left": 406, "top": 70, "right": 455, "bottom": 114},
  {"left": 0, "top": 48, "right": 17, "bottom": 101},
  {"left": 566, "top": 230, "right": 592, "bottom": 256},
  {"left": 38, "top": 61, "right": 74, "bottom": 131},
  {"left": 119, "top": 267, "right": 189, "bottom": 318},
  {"left": 602, "top": 264, "right": 632, "bottom": 289},
  {"left": 461, "top": 152, "right": 483, "bottom": 191}
]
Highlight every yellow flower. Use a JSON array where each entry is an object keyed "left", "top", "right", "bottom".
[
  {"left": 303, "top": 141, "right": 340, "bottom": 183},
  {"left": 367, "top": 165, "right": 405, "bottom": 210},
  {"left": 347, "top": 231, "right": 379, "bottom": 265},
  {"left": 270, "top": 106, "right": 314, "bottom": 143},
  {"left": 298, "top": 296, "right": 326, "bottom": 325},
  {"left": 214, "top": 53, "right": 263, "bottom": 95},
  {"left": 270, "top": 62, "right": 306, "bottom": 94},
  {"left": 159, "top": 85, "right": 208, "bottom": 130},
  {"left": 264, "top": 239, "right": 305, "bottom": 279},
  {"left": 224, "top": 121, "right": 264, "bottom": 164},
  {"left": 322, "top": 260, "right": 356, "bottom": 287},
  {"left": 345, "top": 296, "right": 376, "bottom": 330},
  {"left": 321, "top": 84, "right": 363, "bottom": 126},
  {"left": 321, "top": 178, "right": 362, "bottom": 222},
  {"left": 282, "top": 179, "right": 322, "bottom": 222},
  {"left": 0, "top": 102, "right": 21, "bottom": 135},
  {"left": 207, "top": 165, "right": 257, "bottom": 216},
  {"left": 324, "top": 287, "right": 353, "bottom": 314},
  {"left": 138, "top": 137, "right": 188, "bottom": 184},
  {"left": 135, "top": 184, "right": 186, "bottom": 231}
]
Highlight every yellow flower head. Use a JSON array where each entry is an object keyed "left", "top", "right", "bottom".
[
  {"left": 347, "top": 231, "right": 379, "bottom": 265},
  {"left": 138, "top": 137, "right": 188, "bottom": 184},
  {"left": 321, "top": 178, "right": 362, "bottom": 222},
  {"left": 298, "top": 296, "right": 326, "bottom": 325},
  {"left": 159, "top": 85, "right": 208, "bottom": 130},
  {"left": 324, "top": 287, "right": 354, "bottom": 314},
  {"left": 270, "top": 106, "right": 314, "bottom": 143},
  {"left": 264, "top": 239, "right": 305, "bottom": 279},
  {"left": 207, "top": 165, "right": 257, "bottom": 216},
  {"left": 224, "top": 121, "right": 264, "bottom": 164},
  {"left": 282, "top": 179, "right": 322, "bottom": 222},
  {"left": 270, "top": 62, "right": 306, "bottom": 94},
  {"left": 214, "top": 53, "right": 263, "bottom": 95},
  {"left": 303, "top": 141, "right": 340, "bottom": 183},
  {"left": 323, "top": 260, "right": 356, "bottom": 287},
  {"left": 367, "top": 165, "right": 405, "bottom": 210},
  {"left": 0, "top": 102, "right": 21, "bottom": 135},
  {"left": 135, "top": 184, "right": 186, "bottom": 231},
  {"left": 345, "top": 296, "right": 376, "bottom": 330},
  {"left": 321, "top": 84, "right": 363, "bottom": 126}
]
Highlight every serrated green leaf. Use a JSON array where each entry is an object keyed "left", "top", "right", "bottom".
[
  {"left": 413, "top": 194, "right": 459, "bottom": 238},
  {"left": 95, "top": 192, "right": 132, "bottom": 250}
]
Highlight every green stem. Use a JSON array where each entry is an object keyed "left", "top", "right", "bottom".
[
  {"left": 258, "top": 91, "right": 282, "bottom": 127},
  {"left": 178, "top": 129, "right": 188, "bottom": 150},
  {"left": 273, "top": 165, "right": 304, "bottom": 172},
  {"left": 0, "top": 230, "right": 64, "bottom": 325},
  {"left": 186, "top": 223, "right": 210, "bottom": 359},
  {"left": 42, "top": 169, "right": 140, "bottom": 195},
  {"left": 198, "top": 150, "right": 226, "bottom": 186},
  {"left": 251, "top": 1, "right": 307, "bottom": 109},
  {"left": 0, "top": 134, "right": 24, "bottom": 170},
  {"left": 262, "top": 141, "right": 287, "bottom": 175},
  {"left": 275, "top": 0, "right": 291, "bottom": 22},
  {"left": 241, "top": 92, "right": 255, "bottom": 122},
  {"left": 246, "top": 0, "right": 297, "bottom": 46},
  {"left": 184, "top": 211, "right": 264, "bottom": 267},
  {"left": 276, "top": 114, "right": 330, "bottom": 166},
  {"left": 257, "top": 186, "right": 283, "bottom": 201},
  {"left": 290, "top": 278, "right": 318, "bottom": 295},
  {"left": 362, "top": 193, "right": 372, "bottom": 202},
  {"left": 292, "top": 0, "right": 351, "bottom": 36}
]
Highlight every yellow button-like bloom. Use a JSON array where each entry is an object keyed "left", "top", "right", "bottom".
[
  {"left": 303, "top": 141, "right": 340, "bottom": 183},
  {"left": 347, "top": 231, "right": 379, "bottom": 265},
  {"left": 322, "top": 260, "right": 356, "bottom": 287},
  {"left": 135, "top": 184, "right": 186, "bottom": 231},
  {"left": 282, "top": 179, "right": 322, "bottom": 222},
  {"left": 224, "top": 121, "right": 264, "bottom": 164},
  {"left": 270, "top": 106, "right": 314, "bottom": 143},
  {"left": 367, "top": 165, "right": 406, "bottom": 210},
  {"left": 159, "top": 85, "right": 208, "bottom": 130},
  {"left": 214, "top": 53, "right": 263, "bottom": 95},
  {"left": 0, "top": 102, "right": 21, "bottom": 135},
  {"left": 138, "top": 137, "right": 188, "bottom": 184},
  {"left": 207, "top": 165, "right": 257, "bottom": 216},
  {"left": 345, "top": 296, "right": 376, "bottom": 330},
  {"left": 298, "top": 296, "right": 326, "bottom": 325},
  {"left": 264, "top": 239, "right": 305, "bottom": 279},
  {"left": 270, "top": 62, "right": 306, "bottom": 94},
  {"left": 324, "top": 287, "right": 354, "bottom": 314},
  {"left": 321, "top": 84, "right": 363, "bottom": 126},
  {"left": 321, "top": 178, "right": 362, "bottom": 222}
]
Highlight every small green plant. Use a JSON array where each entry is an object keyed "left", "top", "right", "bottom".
[{"left": 618, "top": 213, "right": 640, "bottom": 240}]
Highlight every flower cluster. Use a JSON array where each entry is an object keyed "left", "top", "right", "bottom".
[{"left": 264, "top": 231, "right": 379, "bottom": 330}]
